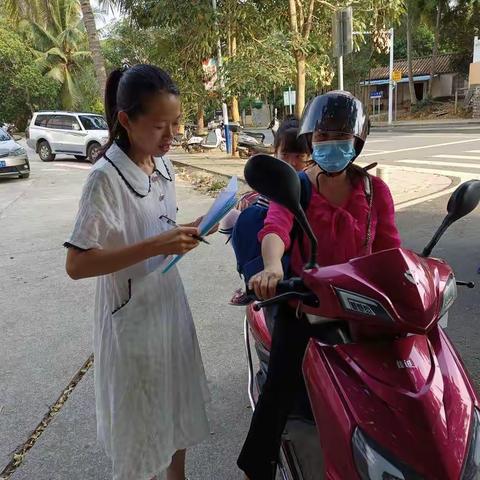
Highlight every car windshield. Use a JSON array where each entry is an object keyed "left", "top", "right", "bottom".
[
  {"left": 0, "top": 128, "right": 10, "bottom": 142},
  {"left": 79, "top": 115, "right": 108, "bottom": 130}
]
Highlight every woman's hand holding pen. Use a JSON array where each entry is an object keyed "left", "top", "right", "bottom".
[{"left": 153, "top": 227, "right": 201, "bottom": 255}]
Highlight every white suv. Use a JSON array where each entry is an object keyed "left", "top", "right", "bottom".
[{"left": 26, "top": 111, "right": 109, "bottom": 162}]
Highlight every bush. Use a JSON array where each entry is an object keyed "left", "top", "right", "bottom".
[
  {"left": 411, "top": 97, "right": 433, "bottom": 113},
  {"left": 0, "top": 23, "right": 60, "bottom": 129}
]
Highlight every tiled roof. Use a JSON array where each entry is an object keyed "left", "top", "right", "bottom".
[{"left": 369, "top": 53, "right": 461, "bottom": 80}]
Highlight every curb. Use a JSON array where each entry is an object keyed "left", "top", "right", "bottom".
[
  {"left": 173, "top": 159, "right": 460, "bottom": 207},
  {"left": 172, "top": 159, "right": 248, "bottom": 185}
]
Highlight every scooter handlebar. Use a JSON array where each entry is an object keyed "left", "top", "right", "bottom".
[{"left": 251, "top": 278, "right": 318, "bottom": 311}]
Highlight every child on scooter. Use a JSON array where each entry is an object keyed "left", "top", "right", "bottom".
[
  {"left": 237, "top": 91, "right": 401, "bottom": 480},
  {"left": 220, "top": 116, "right": 310, "bottom": 305}
]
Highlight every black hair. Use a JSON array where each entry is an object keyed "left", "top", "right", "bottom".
[
  {"left": 273, "top": 115, "right": 310, "bottom": 154},
  {"left": 102, "top": 64, "right": 180, "bottom": 154}
]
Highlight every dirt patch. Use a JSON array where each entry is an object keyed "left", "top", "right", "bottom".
[{"left": 175, "top": 164, "right": 250, "bottom": 197}]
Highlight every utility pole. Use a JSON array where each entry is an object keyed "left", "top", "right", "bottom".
[
  {"left": 212, "top": 0, "right": 231, "bottom": 153},
  {"left": 333, "top": 7, "right": 352, "bottom": 91},
  {"left": 388, "top": 28, "right": 394, "bottom": 125}
]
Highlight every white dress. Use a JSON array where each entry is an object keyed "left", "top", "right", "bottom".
[{"left": 66, "top": 143, "right": 210, "bottom": 480}]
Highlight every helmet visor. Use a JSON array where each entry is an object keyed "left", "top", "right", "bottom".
[{"left": 298, "top": 92, "right": 368, "bottom": 142}]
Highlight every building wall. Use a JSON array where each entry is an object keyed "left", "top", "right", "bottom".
[
  {"left": 362, "top": 73, "right": 460, "bottom": 108},
  {"left": 470, "top": 63, "right": 480, "bottom": 86},
  {"left": 431, "top": 74, "right": 454, "bottom": 98}
]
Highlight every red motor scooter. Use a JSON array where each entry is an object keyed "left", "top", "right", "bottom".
[{"left": 242, "top": 154, "right": 480, "bottom": 480}]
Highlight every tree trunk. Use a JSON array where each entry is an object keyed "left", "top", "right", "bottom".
[
  {"left": 228, "top": 30, "right": 240, "bottom": 156},
  {"left": 79, "top": 0, "right": 107, "bottom": 100},
  {"left": 196, "top": 105, "right": 205, "bottom": 134},
  {"left": 296, "top": 53, "right": 306, "bottom": 118},
  {"left": 230, "top": 97, "right": 240, "bottom": 157},
  {"left": 406, "top": 8, "right": 417, "bottom": 107},
  {"left": 428, "top": 3, "right": 442, "bottom": 98}
]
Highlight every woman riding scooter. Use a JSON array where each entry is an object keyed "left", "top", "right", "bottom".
[{"left": 237, "top": 91, "right": 402, "bottom": 480}]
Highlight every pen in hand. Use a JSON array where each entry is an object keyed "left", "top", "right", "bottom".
[{"left": 159, "top": 215, "right": 210, "bottom": 245}]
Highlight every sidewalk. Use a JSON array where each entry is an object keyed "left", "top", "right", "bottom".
[
  {"left": 372, "top": 118, "right": 480, "bottom": 128},
  {"left": 169, "top": 150, "right": 454, "bottom": 206}
]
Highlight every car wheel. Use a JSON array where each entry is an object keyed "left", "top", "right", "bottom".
[
  {"left": 20, "top": 172, "right": 30, "bottom": 179},
  {"left": 38, "top": 141, "right": 55, "bottom": 162},
  {"left": 87, "top": 142, "right": 101, "bottom": 163},
  {"left": 75, "top": 155, "right": 87, "bottom": 161}
]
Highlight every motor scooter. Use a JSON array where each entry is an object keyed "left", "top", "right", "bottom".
[{"left": 243, "top": 154, "right": 480, "bottom": 480}]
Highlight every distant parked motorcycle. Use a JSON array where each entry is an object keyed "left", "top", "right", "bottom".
[{"left": 181, "top": 127, "right": 226, "bottom": 153}]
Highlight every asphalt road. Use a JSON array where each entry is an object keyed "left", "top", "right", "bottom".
[{"left": 1, "top": 130, "right": 479, "bottom": 480}]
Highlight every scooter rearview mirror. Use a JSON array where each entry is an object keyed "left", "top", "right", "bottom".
[
  {"left": 446, "top": 179, "right": 480, "bottom": 222},
  {"left": 244, "top": 154, "right": 301, "bottom": 212},
  {"left": 422, "top": 179, "right": 480, "bottom": 257},
  {"left": 244, "top": 154, "right": 318, "bottom": 269}
]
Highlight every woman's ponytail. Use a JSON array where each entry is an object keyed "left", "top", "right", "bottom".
[{"left": 102, "top": 68, "right": 130, "bottom": 155}]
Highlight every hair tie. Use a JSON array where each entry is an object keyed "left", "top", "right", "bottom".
[{"left": 120, "top": 62, "right": 130, "bottom": 73}]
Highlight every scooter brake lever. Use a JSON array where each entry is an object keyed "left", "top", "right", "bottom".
[
  {"left": 456, "top": 280, "right": 475, "bottom": 288},
  {"left": 253, "top": 292, "right": 317, "bottom": 311}
]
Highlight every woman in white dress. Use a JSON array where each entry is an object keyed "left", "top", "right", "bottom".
[{"left": 65, "top": 64, "right": 210, "bottom": 480}]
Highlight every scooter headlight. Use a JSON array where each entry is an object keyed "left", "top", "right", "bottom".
[
  {"left": 462, "top": 409, "right": 480, "bottom": 480},
  {"left": 352, "top": 428, "right": 423, "bottom": 480},
  {"left": 439, "top": 275, "right": 457, "bottom": 318}
]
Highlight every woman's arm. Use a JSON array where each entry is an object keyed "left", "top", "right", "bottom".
[
  {"left": 249, "top": 233, "right": 286, "bottom": 300},
  {"left": 66, "top": 226, "right": 200, "bottom": 280}
]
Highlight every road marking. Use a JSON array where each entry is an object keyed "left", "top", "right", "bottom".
[
  {"left": 54, "top": 163, "right": 91, "bottom": 170},
  {"left": 362, "top": 137, "right": 480, "bottom": 157},
  {"left": 467, "top": 150, "right": 480, "bottom": 153},
  {"left": 433, "top": 154, "right": 480, "bottom": 161},
  {"left": 396, "top": 186, "right": 458, "bottom": 211},
  {"left": 398, "top": 159, "right": 480, "bottom": 169},
  {"left": 38, "top": 168, "right": 68, "bottom": 172}
]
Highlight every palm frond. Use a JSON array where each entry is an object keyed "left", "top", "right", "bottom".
[
  {"left": 45, "top": 46, "right": 68, "bottom": 63},
  {"left": 29, "top": 21, "right": 59, "bottom": 51},
  {"left": 71, "top": 50, "right": 92, "bottom": 63},
  {"left": 61, "top": 68, "right": 79, "bottom": 109},
  {"left": 47, "top": 64, "right": 66, "bottom": 83}
]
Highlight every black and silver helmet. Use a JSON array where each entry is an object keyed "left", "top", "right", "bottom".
[{"left": 298, "top": 90, "right": 369, "bottom": 161}]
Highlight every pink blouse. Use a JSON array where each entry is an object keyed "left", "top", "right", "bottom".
[{"left": 258, "top": 175, "right": 401, "bottom": 275}]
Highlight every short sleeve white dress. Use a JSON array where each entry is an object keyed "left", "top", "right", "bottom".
[{"left": 66, "top": 143, "right": 210, "bottom": 480}]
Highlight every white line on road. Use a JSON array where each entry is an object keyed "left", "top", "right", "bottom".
[
  {"left": 54, "top": 163, "right": 91, "bottom": 170},
  {"left": 362, "top": 137, "right": 480, "bottom": 157},
  {"left": 398, "top": 159, "right": 480, "bottom": 169},
  {"left": 467, "top": 150, "right": 480, "bottom": 153},
  {"left": 38, "top": 168, "right": 68, "bottom": 172},
  {"left": 395, "top": 186, "right": 458, "bottom": 211},
  {"left": 433, "top": 154, "right": 480, "bottom": 161}
]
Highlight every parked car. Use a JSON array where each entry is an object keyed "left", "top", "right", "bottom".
[
  {"left": 0, "top": 127, "right": 30, "bottom": 179},
  {"left": 26, "top": 111, "right": 108, "bottom": 163}
]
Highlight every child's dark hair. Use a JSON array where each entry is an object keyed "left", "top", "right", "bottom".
[
  {"left": 273, "top": 115, "right": 310, "bottom": 154},
  {"left": 102, "top": 64, "right": 179, "bottom": 153}
]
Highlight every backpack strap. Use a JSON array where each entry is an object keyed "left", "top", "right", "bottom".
[
  {"left": 348, "top": 163, "right": 375, "bottom": 254},
  {"left": 363, "top": 173, "right": 374, "bottom": 253},
  {"left": 298, "top": 171, "right": 312, "bottom": 212}
]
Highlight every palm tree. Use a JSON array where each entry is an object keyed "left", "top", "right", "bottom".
[
  {"left": 79, "top": 0, "right": 107, "bottom": 98},
  {"left": 4, "top": 0, "right": 107, "bottom": 99},
  {"left": 28, "top": 0, "right": 91, "bottom": 109}
]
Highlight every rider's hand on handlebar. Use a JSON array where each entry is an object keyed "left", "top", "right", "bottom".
[{"left": 248, "top": 263, "right": 284, "bottom": 300}]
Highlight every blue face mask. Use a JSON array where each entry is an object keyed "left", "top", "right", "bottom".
[{"left": 311, "top": 140, "right": 356, "bottom": 173}]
